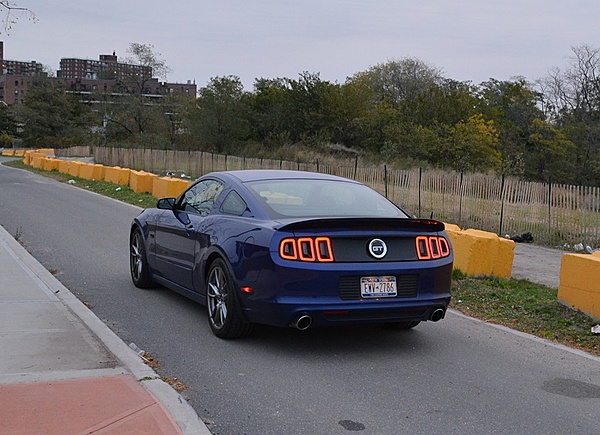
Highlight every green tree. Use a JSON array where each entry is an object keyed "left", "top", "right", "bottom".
[
  {"left": 191, "top": 75, "right": 250, "bottom": 152},
  {"left": 525, "top": 119, "right": 576, "bottom": 183},
  {"left": 280, "top": 72, "right": 336, "bottom": 143},
  {"left": 100, "top": 93, "right": 169, "bottom": 142},
  {"left": 250, "top": 72, "right": 405, "bottom": 153},
  {"left": 0, "top": 103, "right": 17, "bottom": 145},
  {"left": 359, "top": 101, "right": 399, "bottom": 153},
  {"left": 478, "top": 78, "right": 544, "bottom": 176},
  {"left": 249, "top": 77, "right": 293, "bottom": 147},
  {"left": 381, "top": 121, "right": 447, "bottom": 167},
  {"left": 381, "top": 79, "right": 481, "bottom": 165},
  {"left": 349, "top": 61, "right": 483, "bottom": 160},
  {"left": 352, "top": 58, "right": 443, "bottom": 107},
  {"left": 403, "top": 79, "right": 480, "bottom": 127},
  {"left": 320, "top": 78, "right": 375, "bottom": 149},
  {"left": 161, "top": 93, "right": 196, "bottom": 149},
  {"left": 18, "top": 79, "right": 93, "bottom": 148}
]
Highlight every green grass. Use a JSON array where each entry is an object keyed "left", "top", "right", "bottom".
[
  {"left": 451, "top": 270, "right": 600, "bottom": 356},
  {"left": 4, "top": 158, "right": 600, "bottom": 356}
]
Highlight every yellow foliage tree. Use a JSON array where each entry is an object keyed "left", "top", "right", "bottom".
[{"left": 449, "top": 114, "right": 501, "bottom": 172}]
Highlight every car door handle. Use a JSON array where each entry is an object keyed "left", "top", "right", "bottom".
[{"left": 186, "top": 225, "right": 195, "bottom": 236}]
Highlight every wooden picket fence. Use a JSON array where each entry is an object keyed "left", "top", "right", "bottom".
[
  {"left": 54, "top": 146, "right": 92, "bottom": 158},
  {"left": 90, "top": 146, "right": 600, "bottom": 247}
]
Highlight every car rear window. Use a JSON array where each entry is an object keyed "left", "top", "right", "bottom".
[{"left": 246, "top": 179, "right": 408, "bottom": 219}]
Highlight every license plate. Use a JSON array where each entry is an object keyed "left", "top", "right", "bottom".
[{"left": 360, "top": 276, "right": 397, "bottom": 298}]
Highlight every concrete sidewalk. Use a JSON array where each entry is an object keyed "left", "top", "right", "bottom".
[{"left": 0, "top": 224, "right": 210, "bottom": 434}]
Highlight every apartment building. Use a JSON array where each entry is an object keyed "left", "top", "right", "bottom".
[
  {"left": 58, "top": 52, "right": 152, "bottom": 82},
  {"left": 0, "top": 42, "right": 197, "bottom": 105}
]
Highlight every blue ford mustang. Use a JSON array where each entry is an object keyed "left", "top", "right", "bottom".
[{"left": 130, "top": 170, "right": 453, "bottom": 338}]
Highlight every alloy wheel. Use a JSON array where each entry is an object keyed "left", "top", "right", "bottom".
[
  {"left": 207, "top": 265, "right": 229, "bottom": 329},
  {"left": 130, "top": 231, "right": 144, "bottom": 281}
]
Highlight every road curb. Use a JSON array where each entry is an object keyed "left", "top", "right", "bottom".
[{"left": 0, "top": 223, "right": 210, "bottom": 434}]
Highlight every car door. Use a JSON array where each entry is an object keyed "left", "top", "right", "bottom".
[{"left": 153, "top": 179, "right": 224, "bottom": 290}]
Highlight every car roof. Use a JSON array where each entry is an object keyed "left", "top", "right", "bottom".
[{"left": 204, "top": 170, "right": 360, "bottom": 184}]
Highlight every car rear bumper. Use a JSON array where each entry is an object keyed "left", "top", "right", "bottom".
[
  {"left": 246, "top": 295, "right": 451, "bottom": 328},
  {"left": 237, "top": 255, "right": 453, "bottom": 328}
]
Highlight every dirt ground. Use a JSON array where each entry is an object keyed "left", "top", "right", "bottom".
[{"left": 511, "top": 242, "right": 564, "bottom": 289}]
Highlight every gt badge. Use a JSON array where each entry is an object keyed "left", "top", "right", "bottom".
[{"left": 368, "top": 238, "right": 387, "bottom": 259}]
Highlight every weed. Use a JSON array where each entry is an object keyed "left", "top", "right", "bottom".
[
  {"left": 14, "top": 226, "right": 23, "bottom": 243},
  {"left": 451, "top": 275, "right": 600, "bottom": 356}
]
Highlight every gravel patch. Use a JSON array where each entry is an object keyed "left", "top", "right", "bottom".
[{"left": 511, "top": 243, "right": 564, "bottom": 289}]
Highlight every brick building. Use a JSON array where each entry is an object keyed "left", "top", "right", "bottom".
[
  {"left": 58, "top": 52, "right": 152, "bottom": 82},
  {"left": 0, "top": 42, "right": 197, "bottom": 105}
]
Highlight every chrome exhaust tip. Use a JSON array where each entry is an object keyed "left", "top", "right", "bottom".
[
  {"left": 429, "top": 308, "right": 446, "bottom": 322},
  {"left": 293, "top": 315, "right": 313, "bottom": 330}
]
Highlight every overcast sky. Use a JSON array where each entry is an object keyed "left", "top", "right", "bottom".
[{"left": 3, "top": 1, "right": 600, "bottom": 89}]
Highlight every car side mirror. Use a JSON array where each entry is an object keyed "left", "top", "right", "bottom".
[{"left": 157, "top": 197, "right": 176, "bottom": 210}]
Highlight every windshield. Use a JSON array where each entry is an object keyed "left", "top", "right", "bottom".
[{"left": 246, "top": 179, "right": 408, "bottom": 219}]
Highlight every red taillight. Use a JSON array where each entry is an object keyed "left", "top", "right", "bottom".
[
  {"left": 416, "top": 236, "right": 450, "bottom": 260},
  {"left": 279, "top": 237, "right": 334, "bottom": 263},
  {"left": 416, "top": 236, "right": 431, "bottom": 259},
  {"left": 315, "top": 237, "right": 334, "bottom": 262},
  {"left": 279, "top": 239, "right": 298, "bottom": 260},
  {"left": 439, "top": 237, "right": 450, "bottom": 256},
  {"left": 429, "top": 237, "right": 441, "bottom": 258},
  {"left": 298, "top": 238, "right": 316, "bottom": 261}
]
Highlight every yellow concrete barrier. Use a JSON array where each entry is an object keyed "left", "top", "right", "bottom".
[
  {"left": 23, "top": 151, "right": 34, "bottom": 165},
  {"left": 40, "top": 157, "right": 59, "bottom": 172},
  {"left": 1, "top": 148, "right": 14, "bottom": 156},
  {"left": 31, "top": 153, "right": 45, "bottom": 169},
  {"left": 152, "top": 177, "right": 191, "bottom": 199},
  {"left": 77, "top": 163, "right": 105, "bottom": 180},
  {"left": 21, "top": 152, "right": 193, "bottom": 201},
  {"left": 57, "top": 159, "right": 71, "bottom": 174},
  {"left": 492, "top": 237, "right": 516, "bottom": 279},
  {"left": 90, "top": 164, "right": 105, "bottom": 180},
  {"left": 14, "top": 149, "right": 25, "bottom": 157},
  {"left": 443, "top": 223, "right": 461, "bottom": 233},
  {"left": 130, "top": 170, "right": 158, "bottom": 194},
  {"left": 558, "top": 252, "right": 600, "bottom": 319},
  {"left": 77, "top": 163, "right": 93, "bottom": 180},
  {"left": 37, "top": 148, "right": 55, "bottom": 158},
  {"left": 104, "top": 166, "right": 131, "bottom": 186},
  {"left": 67, "top": 161, "right": 82, "bottom": 178},
  {"left": 444, "top": 225, "right": 515, "bottom": 278}
]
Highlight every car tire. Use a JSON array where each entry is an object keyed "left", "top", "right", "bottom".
[
  {"left": 130, "top": 228, "right": 153, "bottom": 289},
  {"left": 206, "top": 258, "right": 254, "bottom": 339},
  {"left": 383, "top": 321, "right": 421, "bottom": 330}
]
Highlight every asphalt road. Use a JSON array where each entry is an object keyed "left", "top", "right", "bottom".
[{"left": 1, "top": 157, "right": 599, "bottom": 435}]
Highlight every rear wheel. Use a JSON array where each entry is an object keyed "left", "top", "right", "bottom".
[
  {"left": 130, "top": 228, "right": 153, "bottom": 288},
  {"left": 383, "top": 321, "right": 421, "bottom": 330},
  {"left": 206, "top": 258, "right": 253, "bottom": 339}
]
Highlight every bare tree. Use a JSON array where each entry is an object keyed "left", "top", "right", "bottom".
[
  {"left": 0, "top": 1, "right": 35, "bottom": 34},
  {"left": 539, "top": 44, "right": 600, "bottom": 185},
  {"left": 540, "top": 44, "right": 600, "bottom": 120},
  {"left": 123, "top": 43, "right": 172, "bottom": 95}
]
